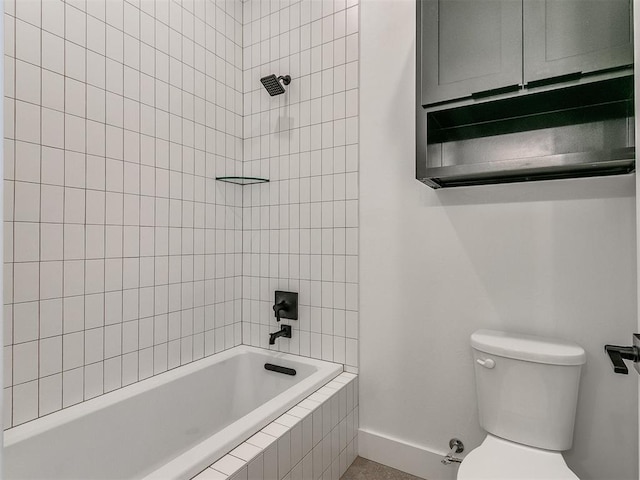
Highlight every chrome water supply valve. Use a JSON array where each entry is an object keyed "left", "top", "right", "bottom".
[{"left": 442, "top": 438, "right": 464, "bottom": 465}]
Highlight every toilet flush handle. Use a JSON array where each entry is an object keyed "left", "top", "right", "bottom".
[{"left": 476, "top": 358, "right": 495, "bottom": 369}]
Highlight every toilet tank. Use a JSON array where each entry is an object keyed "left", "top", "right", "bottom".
[{"left": 471, "top": 330, "right": 586, "bottom": 451}]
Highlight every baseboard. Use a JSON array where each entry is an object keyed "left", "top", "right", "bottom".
[{"left": 357, "top": 428, "right": 459, "bottom": 480}]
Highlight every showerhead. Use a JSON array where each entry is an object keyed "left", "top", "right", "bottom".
[{"left": 260, "top": 74, "right": 291, "bottom": 96}]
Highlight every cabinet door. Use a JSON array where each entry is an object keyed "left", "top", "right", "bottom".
[
  {"left": 524, "top": 0, "right": 633, "bottom": 84},
  {"left": 420, "top": 0, "right": 523, "bottom": 106}
]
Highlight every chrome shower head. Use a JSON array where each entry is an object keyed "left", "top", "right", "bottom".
[{"left": 260, "top": 74, "right": 291, "bottom": 96}]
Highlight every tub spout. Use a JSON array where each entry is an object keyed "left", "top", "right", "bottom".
[{"left": 269, "top": 325, "right": 292, "bottom": 345}]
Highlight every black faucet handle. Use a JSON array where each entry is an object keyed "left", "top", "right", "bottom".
[
  {"left": 273, "top": 300, "right": 287, "bottom": 322},
  {"left": 273, "top": 291, "right": 298, "bottom": 321}
]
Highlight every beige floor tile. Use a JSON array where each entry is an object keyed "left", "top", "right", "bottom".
[{"left": 340, "top": 456, "right": 424, "bottom": 480}]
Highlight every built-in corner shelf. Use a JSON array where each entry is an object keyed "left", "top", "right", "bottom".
[{"left": 215, "top": 176, "right": 269, "bottom": 185}]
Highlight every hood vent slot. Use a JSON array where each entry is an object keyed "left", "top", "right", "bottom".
[{"left": 419, "top": 76, "right": 635, "bottom": 188}]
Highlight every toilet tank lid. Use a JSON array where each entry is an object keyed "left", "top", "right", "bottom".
[{"left": 471, "top": 330, "right": 586, "bottom": 365}]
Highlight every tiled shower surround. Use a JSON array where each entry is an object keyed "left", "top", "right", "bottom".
[
  {"left": 240, "top": 0, "right": 359, "bottom": 370},
  {"left": 3, "top": 0, "right": 245, "bottom": 427},
  {"left": 3, "top": 0, "right": 359, "bottom": 428}
]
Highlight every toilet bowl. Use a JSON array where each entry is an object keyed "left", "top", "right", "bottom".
[
  {"left": 457, "top": 434, "right": 578, "bottom": 480},
  {"left": 458, "top": 330, "right": 586, "bottom": 480}
]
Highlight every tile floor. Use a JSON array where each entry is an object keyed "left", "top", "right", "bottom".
[{"left": 340, "top": 457, "right": 423, "bottom": 480}]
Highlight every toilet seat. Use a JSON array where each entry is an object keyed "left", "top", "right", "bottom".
[{"left": 457, "top": 435, "right": 579, "bottom": 480}]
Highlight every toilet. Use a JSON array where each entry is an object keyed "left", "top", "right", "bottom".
[{"left": 457, "top": 329, "right": 586, "bottom": 480}]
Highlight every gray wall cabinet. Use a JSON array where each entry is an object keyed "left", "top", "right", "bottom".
[
  {"left": 524, "top": 0, "right": 633, "bottom": 84},
  {"left": 420, "top": 0, "right": 522, "bottom": 105},
  {"left": 420, "top": 0, "right": 633, "bottom": 107}
]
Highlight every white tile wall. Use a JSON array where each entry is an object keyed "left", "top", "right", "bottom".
[
  {"left": 192, "top": 372, "right": 359, "bottom": 480},
  {"left": 5, "top": 0, "right": 360, "bottom": 430},
  {"left": 4, "top": 0, "right": 245, "bottom": 427},
  {"left": 240, "top": 0, "right": 359, "bottom": 371}
]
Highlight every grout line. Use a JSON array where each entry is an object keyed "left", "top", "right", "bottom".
[
  {"left": 100, "top": 0, "right": 108, "bottom": 399},
  {"left": 81, "top": 0, "right": 88, "bottom": 404}
]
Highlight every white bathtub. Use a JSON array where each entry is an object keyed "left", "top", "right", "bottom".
[{"left": 4, "top": 345, "right": 342, "bottom": 480}]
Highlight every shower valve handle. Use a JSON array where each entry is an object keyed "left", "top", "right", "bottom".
[
  {"left": 273, "top": 291, "right": 298, "bottom": 322},
  {"left": 273, "top": 301, "right": 287, "bottom": 322}
]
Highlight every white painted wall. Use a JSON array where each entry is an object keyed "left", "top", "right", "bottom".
[
  {"left": 0, "top": 0, "right": 4, "bottom": 472},
  {"left": 359, "top": 2, "right": 638, "bottom": 480},
  {"left": 636, "top": 0, "right": 640, "bottom": 476}
]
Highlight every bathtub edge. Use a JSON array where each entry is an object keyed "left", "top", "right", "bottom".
[{"left": 191, "top": 372, "right": 360, "bottom": 480}]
